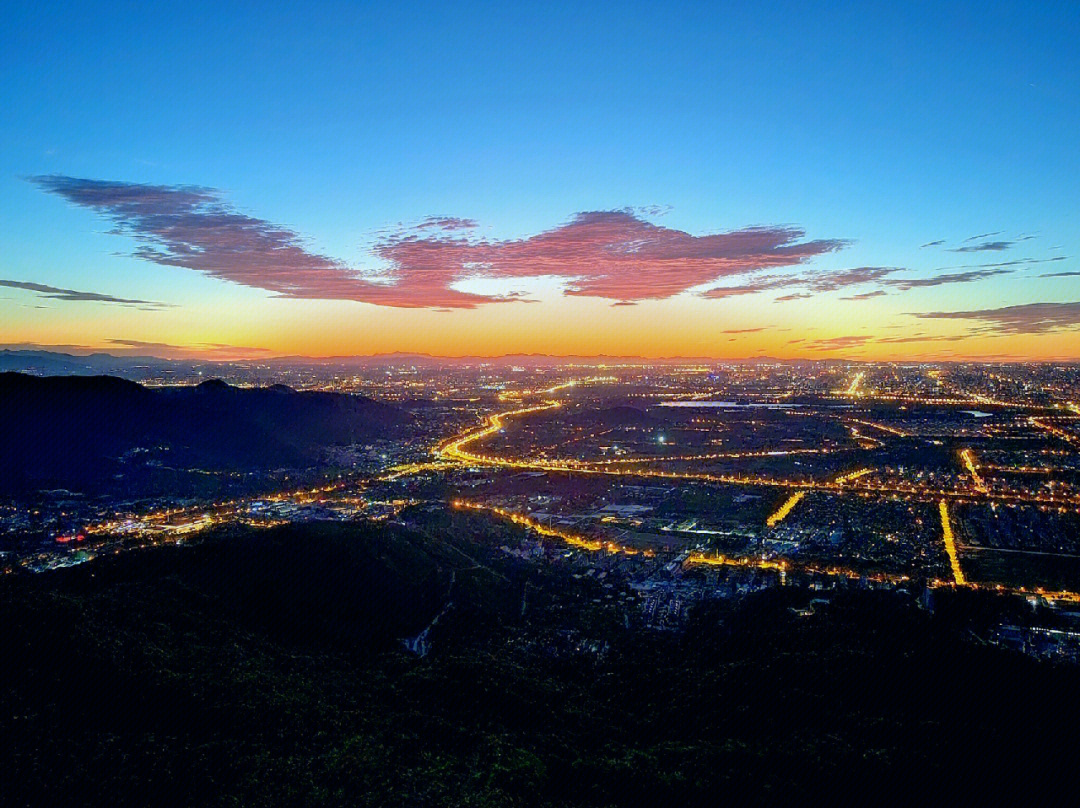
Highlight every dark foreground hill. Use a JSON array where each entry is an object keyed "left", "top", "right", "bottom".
[
  {"left": 0, "top": 373, "right": 412, "bottom": 494},
  {"left": 2, "top": 516, "right": 1079, "bottom": 806}
]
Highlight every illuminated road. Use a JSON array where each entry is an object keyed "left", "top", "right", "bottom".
[
  {"left": 453, "top": 497, "right": 1080, "bottom": 602},
  {"left": 960, "top": 449, "right": 987, "bottom": 493},
  {"left": 766, "top": 491, "right": 806, "bottom": 527},
  {"left": 455, "top": 499, "right": 913, "bottom": 586},
  {"left": 833, "top": 467, "right": 874, "bottom": 485},
  {"left": 938, "top": 500, "right": 966, "bottom": 585},
  {"left": 436, "top": 400, "right": 1080, "bottom": 509},
  {"left": 1031, "top": 417, "right": 1080, "bottom": 450},
  {"left": 498, "top": 375, "right": 617, "bottom": 402},
  {"left": 438, "top": 401, "right": 562, "bottom": 463},
  {"left": 452, "top": 499, "right": 634, "bottom": 555},
  {"left": 73, "top": 379, "right": 1080, "bottom": 571},
  {"left": 845, "top": 371, "right": 865, "bottom": 396},
  {"left": 846, "top": 418, "right": 910, "bottom": 438},
  {"left": 685, "top": 551, "right": 787, "bottom": 571}
]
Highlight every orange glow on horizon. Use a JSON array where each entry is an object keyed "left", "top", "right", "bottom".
[{"left": 2, "top": 284, "right": 1077, "bottom": 363}]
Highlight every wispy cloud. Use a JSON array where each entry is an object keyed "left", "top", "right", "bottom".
[
  {"left": 884, "top": 267, "right": 1013, "bottom": 290},
  {"left": 808, "top": 266, "right": 897, "bottom": 290},
  {"left": 702, "top": 276, "right": 801, "bottom": 298},
  {"left": 106, "top": 338, "right": 270, "bottom": 353},
  {"left": 935, "top": 256, "right": 1066, "bottom": 271},
  {"left": 0, "top": 341, "right": 94, "bottom": 352},
  {"left": 701, "top": 266, "right": 897, "bottom": 300},
  {"left": 627, "top": 204, "right": 674, "bottom": 217},
  {"left": 105, "top": 338, "right": 271, "bottom": 358},
  {"left": 949, "top": 240, "right": 1014, "bottom": 253},
  {"left": 106, "top": 339, "right": 184, "bottom": 350},
  {"left": 410, "top": 216, "right": 478, "bottom": 232},
  {"left": 875, "top": 333, "right": 968, "bottom": 344},
  {"left": 963, "top": 231, "right": 1002, "bottom": 242},
  {"left": 796, "top": 335, "right": 873, "bottom": 351},
  {"left": 32, "top": 176, "right": 848, "bottom": 308},
  {"left": 0, "top": 279, "right": 171, "bottom": 309},
  {"left": 913, "top": 301, "right": 1080, "bottom": 334},
  {"left": 840, "top": 290, "right": 887, "bottom": 300}
]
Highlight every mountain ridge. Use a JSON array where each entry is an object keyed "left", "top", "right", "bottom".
[{"left": 0, "top": 372, "right": 412, "bottom": 494}]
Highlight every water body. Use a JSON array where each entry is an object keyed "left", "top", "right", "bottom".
[
  {"left": 657, "top": 401, "right": 854, "bottom": 410},
  {"left": 658, "top": 401, "right": 799, "bottom": 409}
]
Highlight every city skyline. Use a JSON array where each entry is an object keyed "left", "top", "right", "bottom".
[{"left": 3, "top": 2, "right": 1079, "bottom": 360}]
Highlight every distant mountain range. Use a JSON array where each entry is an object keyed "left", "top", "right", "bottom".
[
  {"left": 0, "top": 373, "right": 412, "bottom": 495},
  {"left": 0, "top": 348, "right": 836, "bottom": 377},
  {"left": 0, "top": 350, "right": 217, "bottom": 379}
]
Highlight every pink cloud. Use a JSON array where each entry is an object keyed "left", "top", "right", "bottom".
[
  {"left": 34, "top": 177, "right": 847, "bottom": 308},
  {"left": 375, "top": 211, "right": 846, "bottom": 302},
  {"left": 33, "top": 176, "right": 501, "bottom": 309}
]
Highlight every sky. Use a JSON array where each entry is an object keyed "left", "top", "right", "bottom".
[{"left": 2, "top": 0, "right": 1079, "bottom": 361}]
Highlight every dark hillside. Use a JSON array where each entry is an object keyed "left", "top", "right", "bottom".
[
  {"left": 2, "top": 518, "right": 1079, "bottom": 806},
  {"left": 0, "top": 373, "right": 412, "bottom": 493}
]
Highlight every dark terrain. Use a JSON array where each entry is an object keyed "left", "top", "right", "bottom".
[
  {"left": 2, "top": 513, "right": 1077, "bottom": 806},
  {"left": 0, "top": 373, "right": 411, "bottom": 494}
]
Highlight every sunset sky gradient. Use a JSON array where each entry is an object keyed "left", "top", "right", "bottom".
[{"left": 2, "top": 1, "right": 1078, "bottom": 360}]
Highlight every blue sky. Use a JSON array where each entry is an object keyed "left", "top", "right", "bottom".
[{"left": 2, "top": 1, "right": 1079, "bottom": 358}]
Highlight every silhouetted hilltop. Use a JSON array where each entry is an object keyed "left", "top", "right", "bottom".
[
  {"left": 194, "top": 377, "right": 233, "bottom": 393},
  {"left": 0, "top": 373, "right": 412, "bottom": 493}
]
